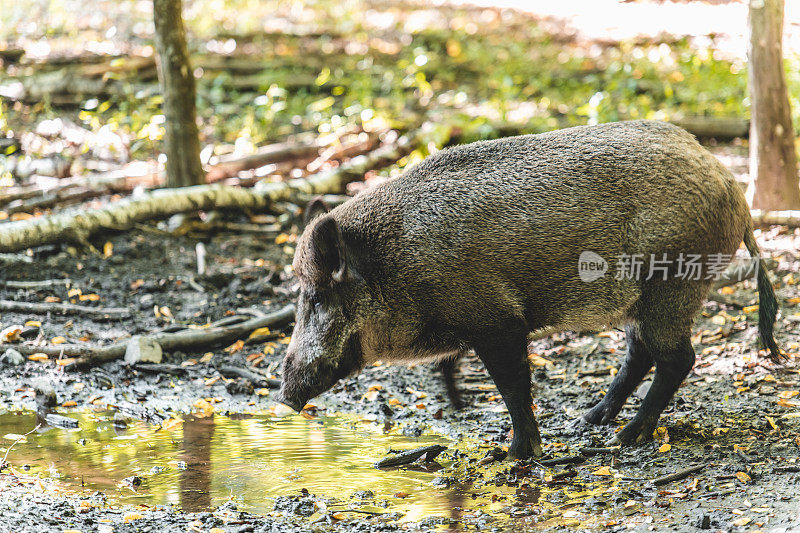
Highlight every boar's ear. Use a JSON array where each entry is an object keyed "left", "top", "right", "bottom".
[
  {"left": 303, "top": 196, "right": 330, "bottom": 226},
  {"left": 309, "top": 215, "right": 347, "bottom": 283}
]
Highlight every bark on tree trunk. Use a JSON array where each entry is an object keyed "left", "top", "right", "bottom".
[
  {"left": 153, "top": 0, "right": 203, "bottom": 188},
  {"left": 748, "top": 0, "right": 800, "bottom": 210}
]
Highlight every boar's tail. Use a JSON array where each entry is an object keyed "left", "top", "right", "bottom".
[{"left": 743, "top": 224, "right": 784, "bottom": 363}]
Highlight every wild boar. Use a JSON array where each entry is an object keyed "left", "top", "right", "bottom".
[{"left": 276, "top": 120, "right": 781, "bottom": 459}]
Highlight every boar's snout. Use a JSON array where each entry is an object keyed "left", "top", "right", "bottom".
[{"left": 275, "top": 350, "right": 312, "bottom": 412}]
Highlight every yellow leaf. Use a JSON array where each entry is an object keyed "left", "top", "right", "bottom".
[
  {"left": 0, "top": 211, "right": 7, "bottom": 220},
  {"left": 28, "top": 353, "right": 48, "bottom": 361},
  {"left": 103, "top": 241, "right": 113, "bottom": 258},
  {"left": 658, "top": 443, "right": 671, "bottom": 453},
  {"left": 225, "top": 340, "right": 245, "bottom": 353},
  {"left": 711, "top": 314, "right": 726, "bottom": 325},
  {"left": 387, "top": 398, "right": 402, "bottom": 406},
  {"left": 1, "top": 325, "right": 23, "bottom": 342},
  {"left": 67, "top": 288, "right": 81, "bottom": 298},
  {"left": 255, "top": 388, "right": 270, "bottom": 396},
  {"left": 79, "top": 293, "right": 100, "bottom": 302},
  {"left": 123, "top": 512, "right": 144, "bottom": 522},
  {"left": 199, "top": 352, "right": 214, "bottom": 363},
  {"left": 742, "top": 305, "right": 759, "bottom": 314},
  {"left": 778, "top": 390, "right": 799, "bottom": 399},
  {"left": 787, "top": 297, "right": 800, "bottom": 305},
  {"left": 719, "top": 286, "right": 735, "bottom": 295},
  {"left": 24, "top": 320, "right": 42, "bottom": 328},
  {"left": 51, "top": 336, "right": 67, "bottom": 345},
  {"left": 62, "top": 401, "right": 77, "bottom": 407},
  {"left": 56, "top": 358, "right": 76, "bottom": 366},
  {"left": 592, "top": 466, "right": 613, "bottom": 476},
  {"left": 735, "top": 471, "right": 752, "bottom": 483},
  {"left": 732, "top": 516, "right": 751, "bottom": 527},
  {"left": 161, "top": 418, "right": 182, "bottom": 431},
  {"left": 362, "top": 389, "right": 379, "bottom": 402},
  {"left": 249, "top": 327, "right": 271, "bottom": 338},
  {"left": 766, "top": 416, "right": 778, "bottom": 431},
  {"left": 210, "top": 529, "right": 226, "bottom": 533},
  {"left": 193, "top": 399, "right": 214, "bottom": 418}
]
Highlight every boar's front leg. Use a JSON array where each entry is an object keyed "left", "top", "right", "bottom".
[
  {"left": 436, "top": 354, "right": 463, "bottom": 409},
  {"left": 474, "top": 332, "right": 542, "bottom": 459}
]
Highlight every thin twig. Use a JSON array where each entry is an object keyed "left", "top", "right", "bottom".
[
  {"left": 652, "top": 464, "right": 706, "bottom": 486},
  {"left": 0, "top": 424, "right": 41, "bottom": 471},
  {"left": 0, "top": 300, "right": 130, "bottom": 320}
]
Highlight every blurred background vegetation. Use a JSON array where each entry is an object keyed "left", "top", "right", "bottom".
[{"left": 2, "top": 0, "right": 795, "bottom": 176}]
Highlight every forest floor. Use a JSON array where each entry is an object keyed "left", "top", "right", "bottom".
[
  {"left": 0, "top": 205, "right": 798, "bottom": 532},
  {"left": 2, "top": 0, "right": 800, "bottom": 531}
]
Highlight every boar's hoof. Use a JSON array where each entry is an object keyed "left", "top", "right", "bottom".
[
  {"left": 605, "top": 422, "right": 657, "bottom": 447},
  {"left": 581, "top": 403, "right": 617, "bottom": 425},
  {"left": 508, "top": 436, "right": 543, "bottom": 460}
]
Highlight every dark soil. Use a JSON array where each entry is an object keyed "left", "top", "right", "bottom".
[{"left": 1, "top": 210, "right": 799, "bottom": 532}]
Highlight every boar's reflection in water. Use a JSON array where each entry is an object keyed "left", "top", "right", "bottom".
[{"left": 276, "top": 120, "right": 782, "bottom": 459}]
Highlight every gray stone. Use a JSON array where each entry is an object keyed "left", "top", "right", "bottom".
[
  {"left": 0, "top": 348, "right": 25, "bottom": 366},
  {"left": 124, "top": 336, "right": 163, "bottom": 365}
]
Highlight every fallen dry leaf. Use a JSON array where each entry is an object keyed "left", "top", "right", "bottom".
[
  {"left": 123, "top": 512, "right": 144, "bottom": 522},
  {"left": 161, "top": 418, "right": 182, "bottom": 431},
  {"left": 1, "top": 325, "right": 23, "bottom": 343},
  {"left": 735, "top": 471, "right": 752, "bottom": 483},
  {"left": 28, "top": 353, "right": 48, "bottom": 361},
  {"left": 731, "top": 516, "right": 751, "bottom": 527},
  {"left": 658, "top": 443, "right": 671, "bottom": 453},
  {"left": 592, "top": 466, "right": 613, "bottom": 476}
]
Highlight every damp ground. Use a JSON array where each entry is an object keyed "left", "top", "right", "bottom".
[{"left": 0, "top": 219, "right": 799, "bottom": 532}]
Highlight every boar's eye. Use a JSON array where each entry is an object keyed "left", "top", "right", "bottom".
[{"left": 308, "top": 291, "right": 323, "bottom": 312}]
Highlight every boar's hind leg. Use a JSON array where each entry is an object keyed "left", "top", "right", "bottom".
[
  {"left": 474, "top": 333, "right": 542, "bottom": 459},
  {"left": 583, "top": 324, "right": 654, "bottom": 425},
  {"left": 609, "top": 320, "right": 695, "bottom": 446}
]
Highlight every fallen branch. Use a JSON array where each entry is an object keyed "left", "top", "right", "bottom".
[
  {"left": 579, "top": 446, "right": 620, "bottom": 456},
  {"left": 0, "top": 132, "right": 417, "bottom": 252},
  {"left": 107, "top": 401, "right": 169, "bottom": 426},
  {"left": 651, "top": 464, "right": 705, "bottom": 486},
  {"left": 538, "top": 455, "right": 586, "bottom": 467},
  {"left": 374, "top": 444, "right": 447, "bottom": 468},
  {"left": 11, "top": 304, "right": 296, "bottom": 370},
  {"left": 750, "top": 209, "right": 800, "bottom": 227},
  {"left": 217, "top": 365, "right": 282, "bottom": 388},
  {"left": 0, "top": 279, "right": 71, "bottom": 289},
  {"left": 205, "top": 134, "right": 325, "bottom": 182},
  {"left": 0, "top": 299, "right": 131, "bottom": 320}
]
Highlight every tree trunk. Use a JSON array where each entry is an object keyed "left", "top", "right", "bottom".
[
  {"left": 153, "top": 0, "right": 203, "bottom": 188},
  {"left": 748, "top": 0, "right": 800, "bottom": 210}
]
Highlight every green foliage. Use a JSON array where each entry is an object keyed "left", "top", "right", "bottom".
[{"left": 1, "top": 0, "right": 798, "bottom": 159}]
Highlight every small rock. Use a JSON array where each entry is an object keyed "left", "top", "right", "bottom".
[
  {"left": 0, "top": 348, "right": 25, "bottom": 366},
  {"left": 125, "top": 336, "right": 163, "bottom": 365}
]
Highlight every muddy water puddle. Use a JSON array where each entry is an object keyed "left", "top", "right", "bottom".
[
  {"left": 0, "top": 410, "right": 469, "bottom": 518},
  {"left": 0, "top": 409, "right": 637, "bottom": 527}
]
